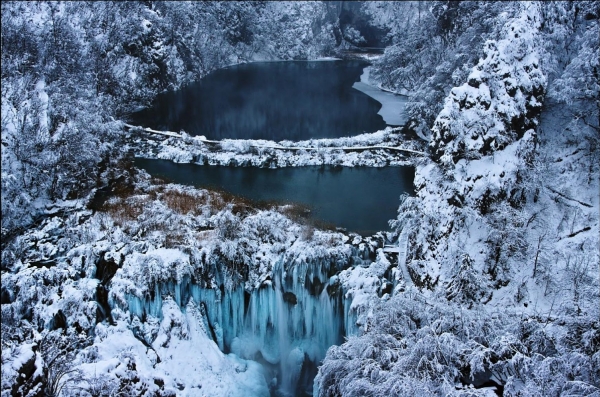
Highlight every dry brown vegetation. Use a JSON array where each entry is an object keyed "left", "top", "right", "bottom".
[
  {"left": 161, "top": 189, "right": 205, "bottom": 215},
  {"left": 164, "top": 229, "right": 188, "bottom": 248},
  {"left": 100, "top": 195, "right": 151, "bottom": 227},
  {"left": 96, "top": 168, "right": 335, "bottom": 244}
]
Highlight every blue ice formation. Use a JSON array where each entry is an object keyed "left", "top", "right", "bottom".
[{"left": 118, "top": 256, "right": 359, "bottom": 396}]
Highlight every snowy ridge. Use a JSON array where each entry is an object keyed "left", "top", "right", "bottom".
[{"left": 125, "top": 123, "right": 426, "bottom": 155}]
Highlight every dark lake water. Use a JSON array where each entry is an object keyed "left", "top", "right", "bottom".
[
  {"left": 130, "top": 60, "right": 387, "bottom": 141},
  {"left": 135, "top": 158, "right": 414, "bottom": 236}
]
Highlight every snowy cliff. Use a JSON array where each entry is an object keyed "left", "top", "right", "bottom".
[{"left": 316, "top": 3, "right": 599, "bottom": 396}]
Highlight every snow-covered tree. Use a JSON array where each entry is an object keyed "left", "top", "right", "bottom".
[{"left": 430, "top": 3, "right": 546, "bottom": 165}]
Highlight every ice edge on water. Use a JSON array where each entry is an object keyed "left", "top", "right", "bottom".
[{"left": 352, "top": 66, "right": 408, "bottom": 127}]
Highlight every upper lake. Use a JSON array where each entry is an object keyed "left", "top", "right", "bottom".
[{"left": 130, "top": 60, "right": 388, "bottom": 140}]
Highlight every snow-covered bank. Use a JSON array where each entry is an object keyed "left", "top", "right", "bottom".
[
  {"left": 352, "top": 66, "right": 408, "bottom": 126},
  {"left": 78, "top": 304, "right": 270, "bottom": 397},
  {"left": 126, "top": 126, "right": 425, "bottom": 168}
]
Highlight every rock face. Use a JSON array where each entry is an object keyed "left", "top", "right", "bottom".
[{"left": 9, "top": 345, "right": 45, "bottom": 397}]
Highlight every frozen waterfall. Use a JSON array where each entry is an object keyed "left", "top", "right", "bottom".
[{"left": 120, "top": 256, "right": 351, "bottom": 396}]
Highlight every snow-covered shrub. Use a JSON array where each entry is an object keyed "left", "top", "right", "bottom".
[
  {"left": 317, "top": 292, "right": 600, "bottom": 397},
  {"left": 445, "top": 254, "right": 492, "bottom": 307},
  {"left": 214, "top": 207, "right": 243, "bottom": 241},
  {"left": 342, "top": 26, "right": 366, "bottom": 46},
  {"left": 160, "top": 188, "right": 205, "bottom": 216},
  {"left": 38, "top": 329, "right": 90, "bottom": 397}
]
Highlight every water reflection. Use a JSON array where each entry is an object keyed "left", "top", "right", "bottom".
[{"left": 131, "top": 61, "right": 387, "bottom": 141}]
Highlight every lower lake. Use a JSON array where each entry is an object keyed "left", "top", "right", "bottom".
[{"left": 135, "top": 158, "right": 414, "bottom": 236}]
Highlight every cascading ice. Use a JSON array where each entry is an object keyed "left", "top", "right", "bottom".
[{"left": 120, "top": 256, "right": 349, "bottom": 396}]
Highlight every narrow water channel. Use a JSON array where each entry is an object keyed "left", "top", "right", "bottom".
[{"left": 135, "top": 158, "right": 414, "bottom": 236}]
